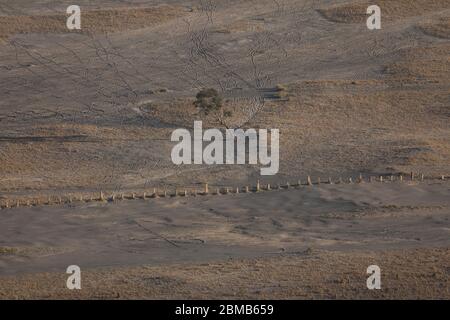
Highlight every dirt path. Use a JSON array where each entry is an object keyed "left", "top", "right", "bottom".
[{"left": 1, "top": 182, "right": 448, "bottom": 277}]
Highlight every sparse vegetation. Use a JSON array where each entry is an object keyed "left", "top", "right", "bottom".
[
  {"left": 274, "top": 84, "right": 289, "bottom": 99},
  {"left": 275, "top": 84, "right": 288, "bottom": 92},
  {"left": 194, "top": 88, "right": 233, "bottom": 127},
  {"left": 194, "top": 88, "right": 223, "bottom": 115},
  {"left": 0, "top": 0, "right": 449, "bottom": 301},
  {"left": 0, "top": 247, "right": 18, "bottom": 255},
  {"left": 0, "top": 6, "right": 185, "bottom": 40}
]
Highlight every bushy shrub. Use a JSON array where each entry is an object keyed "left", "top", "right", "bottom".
[{"left": 194, "top": 88, "right": 223, "bottom": 115}]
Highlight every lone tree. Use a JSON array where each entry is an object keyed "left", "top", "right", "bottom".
[
  {"left": 193, "top": 88, "right": 223, "bottom": 115},
  {"left": 194, "top": 88, "right": 233, "bottom": 127}
]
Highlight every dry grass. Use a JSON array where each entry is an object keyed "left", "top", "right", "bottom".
[
  {"left": 418, "top": 17, "right": 450, "bottom": 39},
  {"left": 0, "top": 247, "right": 448, "bottom": 299},
  {"left": 383, "top": 44, "right": 450, "bottom": 80},
  {"left": 0, "top": 123, "right": 172, "bottom": 191},
  {"left": 2, "top": 69, "right": 449, "bottom": 193},
  {"left": 318, "top": 0, "right": 450, "bottom": 24},
  {"left": 0, "top": 5, "right": 185, "bottom": 40},
  {"left": 0, "top": 247, "right": 18, "bottom": 255},
  {"left": 212, "top": 18, "right": 266, "bottom": 34},
  {"left": 0, "top": 0, "right": 448, "bottom": 194}
]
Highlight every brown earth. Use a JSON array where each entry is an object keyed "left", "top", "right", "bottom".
[
  {"left": 318, "top": 0, "right": 450, "bottom": 23},
  {"left": 1, "top": 248, "right": 449, "bottom": 299},
  {"left": 0, "top": 5, "right": 186, "bottom": 40},
  {"left": 0, "top": 0, "right": 449, "bottom": 299},
  {"left": 0, "top": 181, "right": 449, "bottom": 299},
  {"left": 0, "top": 0, "right": 449, "bottom": 194}
]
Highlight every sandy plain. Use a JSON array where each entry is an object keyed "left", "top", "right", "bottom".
[{"left": 0, "top": 0, "right": 449, "bottom": 299}]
